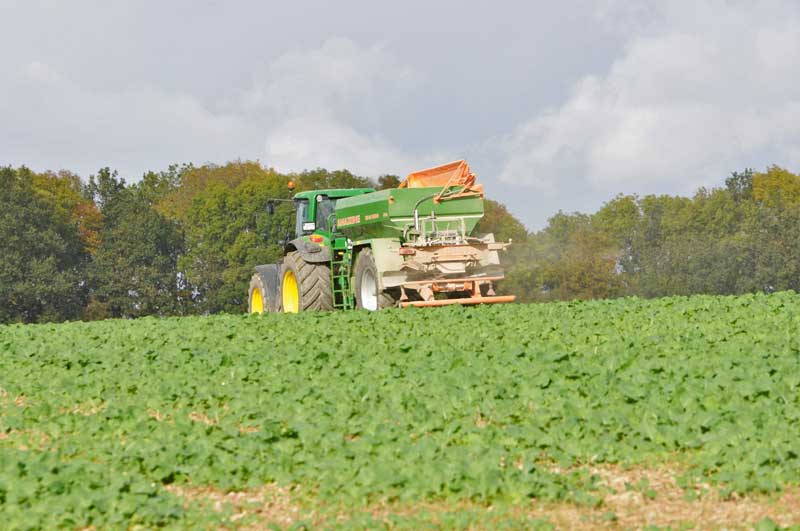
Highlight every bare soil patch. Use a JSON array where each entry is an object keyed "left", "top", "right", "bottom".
[
  {"left": 166, "top": 484, "right": 304, "bottom": 528},
  {"left": 166, "top": 465, "right": 800, "bottom": 529},
  {"left": 532, "top": 465, "right": 800, "bottom": 530}
]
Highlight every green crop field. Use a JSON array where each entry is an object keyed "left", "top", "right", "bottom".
[{"left": 2, "top": 293, "right": 800, "bottom": 529}]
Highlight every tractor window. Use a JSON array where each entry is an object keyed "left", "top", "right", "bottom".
[
  {"left": 315, "top": 196, "right": 336, "bottom": 232},
  {"left": 294, "top": 199, "right": 310, "bottom": 237}
]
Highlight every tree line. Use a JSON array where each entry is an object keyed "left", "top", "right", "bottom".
[
  {"left": 1, "top": 162, "right": 798, "bottom": 323},
  {"left": 502, "top": 166, "right": 800, "bottom": 302}
]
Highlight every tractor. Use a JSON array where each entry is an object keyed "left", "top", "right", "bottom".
[{"left": 249, "top": 160, "right": 515, "bottom": 313}]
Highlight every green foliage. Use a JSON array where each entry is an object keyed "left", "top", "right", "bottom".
[
  {"left": 509, "top": 165, "right": 800, "bottom": 302},
  {"left": 376, "top": 174, "right": 402, "bottom": 190},
  {"left": 293, "top": 168, "right": 373, "bottom": 191},
  {"left": 0, "top": 448, "right": 221, "bottom": 530},
  {"left": 725, "top": 168, "right": 754, "bottom": 203},
  {"left": 156, "top": 161, "right": 263, "bottom": 222},
  {"left": 88, "top": 170, "right": 186, "bottom": 319},
  {"left": 32, "top": 170, "right": 103, "bottom": 255},
  {"left": 0, "top": 167, "right": 89, "bottom": 323},
  {"left": 753, "top": 165, "right": 800, "bottom": 207},
  {"left": 2, "top": 292, "right": 800, "bottom": 527},
  {"left": 505, "top": 212, "right": 626, "bottom": 302},
  {"left": 85, "top": 167, "right": 126, "bottom": 211}
]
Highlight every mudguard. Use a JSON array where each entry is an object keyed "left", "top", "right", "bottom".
[
  {"left": 361, "top": 238, "right": 405, "bottom": 289},
  {"left": 286, "top": 238, "right": 331, "bottom": 263}
]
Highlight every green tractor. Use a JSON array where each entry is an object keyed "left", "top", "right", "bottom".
[{"left": 249, "top": 160, "right": 515, "bottom": 313}]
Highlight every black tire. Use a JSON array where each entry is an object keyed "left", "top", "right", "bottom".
[
  {"left": 280, "top": 251, "right": 333, "bottom": 312},
  {"left": 354, "top": 248, "right": 398, "bottom": 310},
  {"left": 249, "top": 264, "right": 279, "bottom": 314},
  {"left": 445, "top": 291, "right": 472, "bottom": 299}
]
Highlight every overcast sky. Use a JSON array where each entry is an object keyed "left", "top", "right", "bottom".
[{"left": 2, "top": 0, "right": 799, "bottom": 228}]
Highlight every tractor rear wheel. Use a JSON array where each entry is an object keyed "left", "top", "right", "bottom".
[
  {"left": 354, "top": 248, "right": 398, "bottom": 310},
  {"left": 280, "top": 251, "right": 333, "bottom": 313}
]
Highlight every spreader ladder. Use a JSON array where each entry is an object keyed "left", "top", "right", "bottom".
[{"left": 331, "top": 239, "right": 354, "bottom": 310}]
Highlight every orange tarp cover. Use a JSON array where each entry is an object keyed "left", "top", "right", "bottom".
[{"left": 399, "top": 160, "right": 483, "bottom": 196}]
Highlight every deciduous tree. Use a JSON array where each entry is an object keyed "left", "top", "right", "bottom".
[{"left": 0, "top": 167, "right": 88, "bottom": 322}]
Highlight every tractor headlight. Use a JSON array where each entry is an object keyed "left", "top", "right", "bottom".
[{"left": 302, "top": 222, "right": 316, "bottom": 232}]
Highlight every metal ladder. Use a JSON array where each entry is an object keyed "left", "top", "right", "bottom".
[{"left": 331, "top": 239, "right": 354, "bottom": 310}]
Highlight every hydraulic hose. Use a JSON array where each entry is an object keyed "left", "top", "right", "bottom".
[{"left": 413, "top": 193, "right": 438, "bottom": 231}]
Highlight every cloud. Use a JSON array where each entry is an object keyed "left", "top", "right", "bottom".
[
  {"left": 264, "top": 117, "right": 415, "bottom": 177},
  {"left": 496, "top": 0, "right": 800, "bottom": 197},
  {"left": 241, "top": 37, "right": 423, "bottom": 176},
  {"left": 1, "top": 60, "right": 261, "bottom": 179},
  {"left": 0, "top": 38, "right": 425, "bottom": 180},
  {"left": 241, "top": 38, "right": 414, "bottom": 121}
]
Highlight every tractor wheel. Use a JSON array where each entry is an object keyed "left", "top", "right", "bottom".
[
  {"left": 249, "top": 265, "right": 278, "bottom": 314},
  {"left": 354, "top": 248, "right": 398, "bottom": 310},
  {"left": 280, "top": 251, "right": 333, "bottom": 313}
]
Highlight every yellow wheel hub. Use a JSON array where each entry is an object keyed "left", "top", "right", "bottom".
[
  {"left": 250, "top": 287, "right": 264, "bottom": 314},
  {"left": 282, "top": 270, "right": 299, "bottom": 313}
]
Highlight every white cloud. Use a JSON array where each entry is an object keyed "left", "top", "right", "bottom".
[
  {"left": 242, "top": 38, "right": 414, "bottom": 120},
  {"left": 1, "top": 60, "right": 261, "bottom": 179},
  {"left": 497, "top": 0, "right": 800, "bottom": 196},
  {"left": 0, "top": 38, "right": 425, "bottom": 180},
  {"left": 264, "top": 117, "right": 414, "bottom": 177},
  {"left": 241, "top": 37, "right": 423, "bottom": 176}
]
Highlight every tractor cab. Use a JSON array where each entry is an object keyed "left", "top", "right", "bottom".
[{"left": 290, "top": 188, "right": 374, "bottom": 243}]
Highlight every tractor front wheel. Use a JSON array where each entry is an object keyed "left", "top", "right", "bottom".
[
  {"left": 354, "top": 248, "right": 398, "bottom": 310},
  {"left": 280, "top": 251, "right": 333, "bottom": 313},
  {"left": 249, "top": 265, "right": 278, "bottom": 314}
]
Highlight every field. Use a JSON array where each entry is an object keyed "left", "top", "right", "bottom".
[{"left": 2, "top": 293, "right": 800, "bottom": 529}]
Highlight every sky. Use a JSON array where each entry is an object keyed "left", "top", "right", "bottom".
[{"left": 2, "top": 0, "right": 800, "bottom": 229}]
